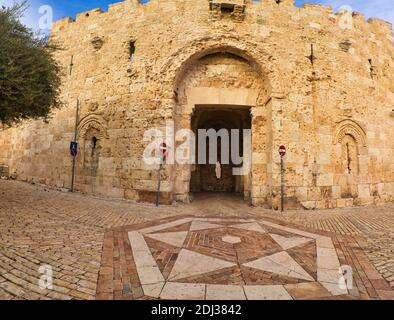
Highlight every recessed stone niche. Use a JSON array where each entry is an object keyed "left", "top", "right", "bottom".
[
  {"left": 209, "top": 0, "right": 247, "bottom": 22},
  {"left": 339, "top": 39, "right": 352, "bottom": 52},
  {"left": 91, "top": 36, "right": 104, "bottom": 50}
]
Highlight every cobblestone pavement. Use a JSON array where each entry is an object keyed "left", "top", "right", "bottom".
[{"left": 0, "top": 180, "right": 393, "bottom": 300}]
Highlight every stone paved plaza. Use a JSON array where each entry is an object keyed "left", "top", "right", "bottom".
[{"left": 0, "top": 180, "right": 393, "bottom": 300}]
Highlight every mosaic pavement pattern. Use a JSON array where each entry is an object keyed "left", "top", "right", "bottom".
[
  {"left": 1, "top": 181, "right": 393, "bottom": 300},
  {"left": 98, "top": 216, "right": 393, "bottom": 300}
]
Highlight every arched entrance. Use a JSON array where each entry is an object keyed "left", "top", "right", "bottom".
[
  {"left": 190, "top": 106, "right": 251, "bottom": 196},
  {"left": 171, "top": 50, "right": 272, "bottom": 205}
]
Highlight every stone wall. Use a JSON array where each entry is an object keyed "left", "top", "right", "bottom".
[{"left": 0, "top": 0, "right": 393, "bottom": 209}]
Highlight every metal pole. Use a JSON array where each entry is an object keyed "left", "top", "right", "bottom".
[
  {"left": 69, "top": 55, "right": 74, "bottom": 76},
  {"left": 71, "top": 99, "right": 80, "bottom": 193},
  {"left": 280, "top": 156, "right": 284, "bottom": 212},
  {"left": 156, "top": 162, "right": 163, "bottom": 207}
]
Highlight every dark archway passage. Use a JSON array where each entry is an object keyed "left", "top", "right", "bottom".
[
  {"left": 190, "top": 105, "right": 251, "bottom": 196},
  {"left": 172, "top": 50, "right": 271, "bottom": 205}
]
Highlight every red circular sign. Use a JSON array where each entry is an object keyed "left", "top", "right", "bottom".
[
  {"left": 279, "top": 145, "right": 286, "bottom": 157},
  {"left": 160, "top": 142, "right": 168, "bottom": 160}
]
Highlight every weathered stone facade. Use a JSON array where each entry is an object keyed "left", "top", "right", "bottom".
[{"left": 0, "top": 0, "right": 393, "bottom": 209}]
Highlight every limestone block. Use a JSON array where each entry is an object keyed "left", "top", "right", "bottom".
[
  {"left": 331, "top": 186, "right": 341, "bottom": 199},
  {"left": 125, "top": 189, "right": 138, "bottom": 200},
  {"left": 301, "top": 201, "right": 316, "bottom": 210},
  {"left": 358, "top": 184, "right": 371, "bottom": 198},
  {"left": 336, "top": 199, "right": 347, "bottom": 208},
  {"left": 317, "top": 173, "right": 334, "bottom": 187},
  {"left": 295, "top": 187, "right": 308, "bottom": 201},
  {"left": 307, "top": 187, "right": 322, "bottom": 201},
  {"left": 252, "top": 152, "right": 266, "bottom": 164}
]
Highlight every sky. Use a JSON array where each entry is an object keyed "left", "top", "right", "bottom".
[{"left": 1, "top": 0, "right": 393, "bottom": 33}]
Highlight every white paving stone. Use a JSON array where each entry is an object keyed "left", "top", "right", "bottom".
[
  {"left": 128, "top": 231, "right": 148, "bottom": 252},
  {"left": 132, "top": 249, "right": 158, "bottom": 268},
  {"left": 128, "top": 231, "right": 165, "bottom": 285},
  {"left": 142, "top": 282, "right": 165, "bottom": 298},
  {"left": 168, "top": 249, "right": 235, "bottom": 281},
  {"left": 160, "top": 282, "right": 206, "bottom": 300},
  {"left": 190, "top": 220, "right": 223, "bottom": 232},
  {"left": 317, "top": 268, "right": 341, "bottom": 284},
  {"left": 320, "top": 282, "right": 349, "bottom": 296},
  {"left": 244, "top": 285, "right": 293, "bottom": 300},
  {"left": 316, "top": 236, "right": 335, "bottom": 249},
  {"left": 206, "top": 285, "right": 246, "bottom": 300},
  {"left": 244, "top": 251, "right": 314, "bottom": 282},
  {"left": 137, "top": 266, "right": 165, "bottom": 285},
  {"left": 145, "top": 231, "right": 188, "bottom": 248},
  {"left": 317, "top": 247, "right": 340, "bottom": 269},
  {"left": 270, "top": 233, "right": 313, "bottom": 250}
]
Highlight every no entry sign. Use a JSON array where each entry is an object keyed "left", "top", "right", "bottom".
[
  {"left": 160, "top": 142, "right": 168, "bottom": 160},
  {"left": 279, "top": 145, "right": 286, "bottom": 157}
]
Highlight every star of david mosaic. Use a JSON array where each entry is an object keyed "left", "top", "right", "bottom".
[{"left": 127, "top": 217, "right": 349, "bottom": 300}]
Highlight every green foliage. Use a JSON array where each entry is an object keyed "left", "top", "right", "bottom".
[{"left": 0, "top": 2, "right": 61, "bottom": 125}]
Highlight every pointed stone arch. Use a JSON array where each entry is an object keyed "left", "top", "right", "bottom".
[
  {"left": 77, "top": 114, "right": 109, "bottom": 140},
  {"left": 159, "top": 34, "right": 286, "bottom": 102},
  {"left": 76, "top": 114, "right": 108, "bottom": 186},
  {"left": 334, "top": 119, "right": 367, "bottom": 153},
  {"left": 334, "top": 119, "right": 367, "bottom": 176},
  {"left": 162, "top": 37, "right": 277, "bottom": 205}
]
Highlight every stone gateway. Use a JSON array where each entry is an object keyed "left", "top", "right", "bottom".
[{"left": 0, "top": 0, "right": 393, "bottom": 210}]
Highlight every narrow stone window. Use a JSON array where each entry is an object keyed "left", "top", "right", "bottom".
[
  {"left": 346, "top": 143, "right": 352, "bottom": 174},
  {"left": 368, "top": 59, "right": 376, "bottom": 78},
  {"left": 83, "top": 130, "right": 101, "bottom": 177},
  {"left": 221, "top": 4, "right": 234, "bottom": 14},
  {"left": 129, "top": 41, "right": 136, "bottom": 62},
  {"left": 91, "top": 136, "right": 98, "bottom": 156},
  {"left": 341, "top": 135, "right": 358, "bottom": 174},
  {"left": 209, "top": 1, "right": 246, "bottom": 22}
]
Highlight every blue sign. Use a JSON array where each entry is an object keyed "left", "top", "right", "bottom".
[{"left": 70, "top": 142, "right": 78, "bottom": 157}]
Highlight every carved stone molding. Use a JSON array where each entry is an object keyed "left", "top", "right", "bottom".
[
  {"left": 78, "top": 114, "right": 109, "bottom": 139},
  {"left": 334, "top": 119, "right": 367, "bottom": 149},
  {"left": 88, "top": 102, "right": 99, "bottom": 112}
]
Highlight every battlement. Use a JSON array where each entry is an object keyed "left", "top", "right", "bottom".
[
  {"left": 75, "top": 8, "right": 104, "bottom": 22},
  {"left": 301, "top": 3, "right": 333, "bottom": 15},
  {"left": 50, "top": 0, "right": 393, "bottom": 42}
]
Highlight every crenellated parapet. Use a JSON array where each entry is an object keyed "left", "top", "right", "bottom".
[{"left": 50, "top": 0, "right": 393, "bottom": 44}]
